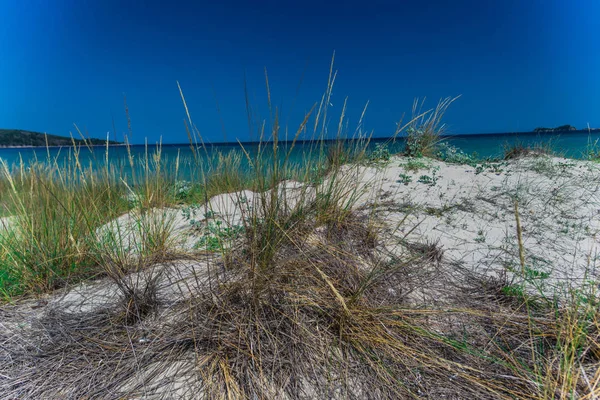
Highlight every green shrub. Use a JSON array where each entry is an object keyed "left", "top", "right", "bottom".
[
  {"left": 436, "top": 142, "right": 478, "bottom": 165},
  {"left": 369, "top": 143, "right": 391, "bottom": 163}
]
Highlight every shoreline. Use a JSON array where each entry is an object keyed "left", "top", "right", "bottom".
[
  {"left": 0, "top": 143, "right": 126, "bottom": 149},
  {"left": 1, "top": 129, "right": 600, "bottom": 150}
]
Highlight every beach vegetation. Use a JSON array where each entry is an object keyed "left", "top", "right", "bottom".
[
  {"left": 368, "top": 142, "right": 391, "bottom": 163},
  {"left": 0, "top": 64, "right": 599, "bottom": 399},
  {"left": 404, "top": 96, "right": 459, "bottom": 157},
  {"left": 400, "top": 157, "right": 429, "bottom": 172},
  {"left": 397, "top": 173, "right": 412, "bottom": 185},
  {"left": 474, "top": 229, "right": 486, "bottom": 243},
  {"left": 503, "top": 139, "right": 557, "bottom": 160},
  {"left": 436, "top": 142, "right": 478, "bottom": 165},
  {"left": 585, "top": 136, "right": 600, "bottom": 161}
]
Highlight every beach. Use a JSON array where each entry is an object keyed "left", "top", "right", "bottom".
[{"left": 1, "top": 149, "right": 599, "bottom": 398}]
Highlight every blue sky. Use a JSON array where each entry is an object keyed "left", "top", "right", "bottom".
[{"left": 1, "top": 0, "right": 599, "bottom": 143}]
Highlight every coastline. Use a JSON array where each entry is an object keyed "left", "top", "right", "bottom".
[
  {"left": 1, "top": 129, "right": 600, "bottom": 150},
  {"left": 0, "top": 143, "right": 126, "bottom": 149}
]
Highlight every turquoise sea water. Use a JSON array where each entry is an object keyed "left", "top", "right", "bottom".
[
  {"left": 444, "top": 131, "right": 600, "bottom": 159},
  {"left": 0, "top": 131, "right": 598, "bottom": 179}
]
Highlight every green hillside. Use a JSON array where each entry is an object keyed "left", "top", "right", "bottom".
[{"left": 0, "top": 129, "right": 121, "bottom": 147}]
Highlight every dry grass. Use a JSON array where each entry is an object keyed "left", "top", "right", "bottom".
[{"left": 503, "top": 139, "right": 557, "bottom": 160}]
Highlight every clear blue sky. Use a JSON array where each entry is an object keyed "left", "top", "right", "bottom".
[{"left": 1, "top": 0, "right": 599, "bottom": 143}]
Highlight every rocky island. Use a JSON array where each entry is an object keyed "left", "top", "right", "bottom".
[{"left": 533, "top": 124, "right": 600, "bottom": 133}]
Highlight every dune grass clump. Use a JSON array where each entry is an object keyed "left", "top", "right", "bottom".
[
  {"left": 181, "top": 150, "right": 253, "bottom": 203},
  {"left": 0, "top": 160, "right": 127, "bottom": 294},
  {"left": 0, "top": 141, "right": 198, "bottom": 296},
  {"left": 585, "top": 136, "right": 600, "bottom": 161},
  {"left": 503, "top": 139, "right": 557, "bottom": 160},
  {"left": 404, "top": 96, "right": 459, "bottom": 158}
]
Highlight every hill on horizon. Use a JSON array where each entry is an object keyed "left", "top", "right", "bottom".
[{"left": 0, "top": 129, "right": 121, "bottom": 147}]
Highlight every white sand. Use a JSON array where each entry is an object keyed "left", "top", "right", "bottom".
[
  {"left": 347, "top": 156, "right": 600, "bottom": 293},
  {"left": 87, "top": 155, "right": 600, "bottom": 300}
]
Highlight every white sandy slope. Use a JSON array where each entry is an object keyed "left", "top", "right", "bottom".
[
  {"left": 56, "top": 155, "right": 596, "bottom": 312},
  {"left": 369, "top": 156, "right": 600, "bottom": 293}
]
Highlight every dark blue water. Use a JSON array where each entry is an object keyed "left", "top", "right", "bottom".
[{"left": 0, "top": 131, "right": 598, "bottom": 179}]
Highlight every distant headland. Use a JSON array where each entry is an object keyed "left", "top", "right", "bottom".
[
  {"left": 0, "top": 129, "right": 122, "bottom": 148},
  {"left": 533, "top": 125, "right": 600, "bottom": 133}
]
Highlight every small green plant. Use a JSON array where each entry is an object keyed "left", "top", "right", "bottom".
[
  {"left": 505, "top": 259, "right": 552, "bottom": 300},
  {"left": 402, "top": 158, "right": 428, "bottom": 172},
  {"left": 500, "top": 284, "right": 525, "bottom": 298},
  {"left": 417, "top": 175, "right": 434, "bottom": 185},
  {"left": 173, "top": 180, "right": 192, "bottom": 200},
  {"left": 194, "top": 235, "right": 220, "bottom": 251},
  {"left": 417, "top": 167, "right": 439, "bottom": 186},
  {"left": 369, "top": 143, "right": 391, "bottom": 163},
  {"left": 181, "top": 205, "right": 195, "bottom": 220},
  {"left": 405, "top": 128, "right": 427, "bottom": 158},
  {"left": 204, "top": 210, "right": 216, "bottom": 219},
  {"left": 181, "top": 204, "right": 202, "bottom": 230},
  {"left": 424, "top": 205, "right": 452, "bottom": 217},
  {"left": 194, "top": 220, "right": 244, "bottom": 251},
  {"left": 397, "top": 173, "right": 412, "bottom": 185},
  {"left": 471, "top": 161, "right": 506, "bottom": 175},
  {"left": 530, "top": 156, "right": 557, "bottom": 176},
  {"left": 489, "top": 163, "right": 505, "bottom": 174},
  {"left": 522, "top": 265, "right": 550, "bottom": 281},
  {"left": 308, "top": 165, "right": 326, "bottom": 185},
  {"left": 474, "top": 229, "right": 486, "bottom": 243},
  {"left": 182, "top": 205, "right": 221, "bottom": 230}
]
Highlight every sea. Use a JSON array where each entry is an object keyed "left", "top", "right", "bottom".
[{"left": 0, "top": 131, "right": 598, "bottom": 180}]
